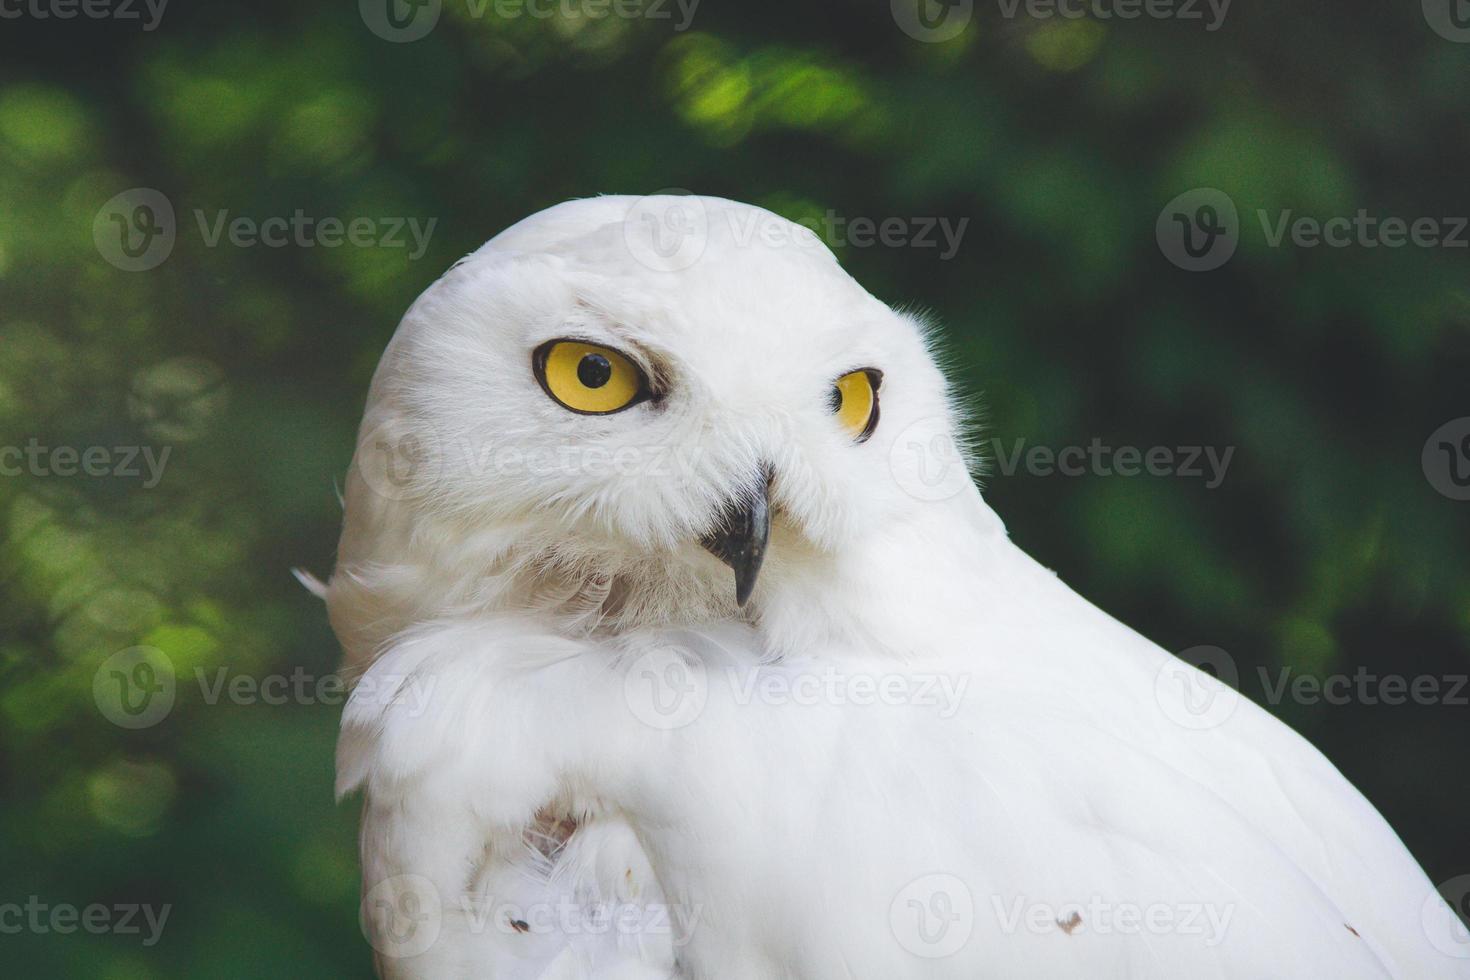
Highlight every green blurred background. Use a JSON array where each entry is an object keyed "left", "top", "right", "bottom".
[{"left": 2, "top": 0, "right": 1467, "bottom": 974}]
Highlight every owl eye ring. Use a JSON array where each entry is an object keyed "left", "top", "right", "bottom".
[
  {"left": 533, "top": 338, "right": 651, "bottom": 415},
  {"left": 830, "top": 368, "right": 883, "bottom": 443}
]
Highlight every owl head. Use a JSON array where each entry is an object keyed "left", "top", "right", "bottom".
[{"left": 329, "top": 196, "right": 983, "bottom": 667}]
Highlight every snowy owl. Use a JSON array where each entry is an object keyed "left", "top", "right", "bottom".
[{"left": 325, "top": 196, "right": 1469, "bottom": 978}]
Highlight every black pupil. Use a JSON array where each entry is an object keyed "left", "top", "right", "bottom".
[
  {"left": 577, "top": 353, "right": 613, "bottom": 389},
  {"left": 828, "top": 385, "right": 843, "bottom": 414}
]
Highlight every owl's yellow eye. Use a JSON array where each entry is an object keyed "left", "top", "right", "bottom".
[
  {"left": 830, "top": 369, "right": 882, "bottom": 443},
  {"left": 534, "top": 339, "right": 649, "bottom": 415}
]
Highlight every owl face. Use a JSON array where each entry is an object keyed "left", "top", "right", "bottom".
[{"left": 345, "top": 197, "right": 962, "bottom": 622}]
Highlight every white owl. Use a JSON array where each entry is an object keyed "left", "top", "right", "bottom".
[{"left": 324, "top": 196, "right": 1469, "bottom": 979}]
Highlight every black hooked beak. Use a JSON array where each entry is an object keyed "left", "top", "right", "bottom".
[{"left": 699, "top": 468, "right": 772, "bottom": 607}]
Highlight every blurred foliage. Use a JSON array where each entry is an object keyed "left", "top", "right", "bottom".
[{"left": 1, "top": 0, "right": 1468, "bottom": 975}]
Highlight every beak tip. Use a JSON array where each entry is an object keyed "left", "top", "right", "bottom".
[{"left": 700, "top": 470, "right": 772, "bottom": 608}]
